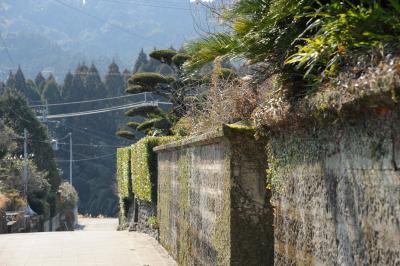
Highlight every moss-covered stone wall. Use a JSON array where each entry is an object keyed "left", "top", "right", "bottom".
[
  {"left": 268, "top": 110, "right": 400, "bottom": 265},
  {"left": 155, "top": 126, "right": 273, "bottom": 265}
]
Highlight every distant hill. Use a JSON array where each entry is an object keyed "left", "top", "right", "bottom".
[{"left": 0, "top": 0, "right": 209, "bottom": 80}]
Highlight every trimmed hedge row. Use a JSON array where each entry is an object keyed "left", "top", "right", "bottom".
[
  {"left": 116, "top": 147, "right": 131, "bottom": 223},
  {"left": 130, "top": 136, "right": 177, "bottom": 203}
]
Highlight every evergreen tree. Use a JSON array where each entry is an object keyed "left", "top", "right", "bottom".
[
  {"left": 105, "top": 62, "right": 124, "bottom": 96},
  {"left": 85, "top": 64, "right": 106, "bottom": 99},
  {"left": 122, "top": 69, "right": 131, "bottom": 86},
  {"left": 14, "top": 66, "right": 28, "bottom": 93},
  {"left": 25, "top": 80, "right": 41, "bottom": 103},
  {"left": 35, "top": 72, "right": 46, "bottom": 94},
  {"left": 0, "top": 89, "right": 61, "bottom": 191},
  {"left": 71, "top": 67, "right": 86, "bottom": 105},
  {"left": 6, "top": 68, "right": 40, "bottom": 103},
  {"left": 42, "top": 78, "right": 62, "bottom": 113},
  {"left": 133, "top": 48, "right": 148, "bottom": 73},
  {"left": 61, "top": 71, "right": 74, "bottom": 100},
  {"left": 6, "top": 71, "right": 16, "bottom": 89}
]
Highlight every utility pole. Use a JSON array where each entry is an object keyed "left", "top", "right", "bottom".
[
  {"left": 23, "top": 129, "right": 28, "bottom": 202},
  {"left": 69, "top": 132, "right": 73, "bottom": 185}
]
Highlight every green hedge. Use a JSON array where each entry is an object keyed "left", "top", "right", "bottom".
[
  {"left": 130, "top": 136, "right": 177, "bottom": 202},
  {"left": 116, "top": 148, "right": 131, "bottom": 222}
]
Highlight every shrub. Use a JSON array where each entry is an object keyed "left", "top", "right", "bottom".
[
  {"left": 148, "top": 216, "right": 158, "bottom": 225},
  {"left": 126, "top": 121, "right": 140, "bottom": 129},
  {"left": 129, "top": 72, "right": 168, "bottom": 89},
  {"left": 286, "top": 0, "right": 400, "bottom": 81},
  {"left": 116, "top": 130, "right": 136, "bottom": 140},
  {"left": 126, "top": 85, "right": 145, "bottom": 94},
  {"left": 137, "top": 118, "right": 171, "bottom": 131},
  {"left": 149, "top": 49, "right": 177, "bottom": 65},
  {"left": 172, "top": 53, "right": 191, "bottom": 67},
  {"left": 125, "top": 106, "right": 162, "bottom": 117},
  {"left": 58, "top": 182, "right": 78, "bottom": 210}
]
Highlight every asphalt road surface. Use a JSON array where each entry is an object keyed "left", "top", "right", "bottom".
[{"left": 0, "top": 218, "right": 176, "bottom": 266}]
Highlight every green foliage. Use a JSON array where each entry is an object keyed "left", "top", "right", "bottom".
[
  {"left": 149, "top": 49, "right": 177, "bottom": 65},
  {"left": 0, "top": 89, "right": 61, "bottom": 191},
  {"left": 125, "top": 105, "right": 162, "bottom": 117},
  {"left": 130, "top": 136, "right": 177, "bottom": 202},
  {"left": 164, "top": 76, "right": 176, "bottom": 84},
  {"left": 58, "top": 182, "right": 79, "bottom": 210},
  {"left": 137, "top": 118, "right": 171, "bottom": 131},
  {"left": 184, "top": 33, "right": 241, "bottom": 71},
  {"left": 148, "top": 216, "right": 158, "bottom": 225},
  {"left": 171, "top": 117, "right": 192, "bottom": 137},
  {"left": 116, "top": 130, "right": 136, "bottom": 140},
  {"left": 105, "top": 62, "right": 124, "bottom": 97},
  {"left": 286, "top": 0, "right": 400, "bottom": 80},
  {"left": 126, "top": 121, "right": 140, "bottom": 129},
  {"left": 42, "top": 79, "right": 62, "bottom": 110},
  {"left": 116, "top": 148, "right": 131, "bottom": 222},
  {"left": 125, "top": 85, "right": 145, "bottom": 94},
  {"left": 184, "top": 0, "right": 311, "bottom": 70},
  {"left": 172, "top": 53, "right": 191, "bottom": 68},
  {"left": 129, "top": 72, "right": 168, "bottom": 89}
]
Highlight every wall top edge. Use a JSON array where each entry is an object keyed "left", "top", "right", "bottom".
[
  {"left": 153, "top": 124, "right": 256, "bottom": 152},
  {"left": 153, "top": 130, "right": 224, "bottom": 152}
]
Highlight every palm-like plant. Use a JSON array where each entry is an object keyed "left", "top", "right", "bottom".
[{"left": 184, "top": 0, "right": 312, "bottom": 71}]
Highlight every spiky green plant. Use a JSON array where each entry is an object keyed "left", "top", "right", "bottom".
[{"left": 285, "top": 0, "right": 400, "bottom": 80}]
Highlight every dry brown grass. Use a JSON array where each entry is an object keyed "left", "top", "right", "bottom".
[
  {"left": 0, "top": 194, "right": 9, "bottom": 210},
  {"left": 183, "top": 72, "right": 262, "bottom": 135},
  {"left": 254, "top": 55, "right": 400, "bottom": 129}
]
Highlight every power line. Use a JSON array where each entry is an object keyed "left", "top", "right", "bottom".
[
  {"left": 60, "top": 122, "right": 124, "bottom": 144},
  {"left": 100, "top": 0, "right": 194, "bottom": 11},
  {"left": 58, "top": 142, "right": 123, "bottom": 148},
  {"left": 53, "top": 0, "right": 162, "bottom": 46},
  {"left": 38, "top": 101, "right": 171, "bottom": 119},
  {"left": 30, "top": 93, "right": 146, "bottom": 107},
  {"left": 55, "top": 153, "right": 116, "bottom": 162}
]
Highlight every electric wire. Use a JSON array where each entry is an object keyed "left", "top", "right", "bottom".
[
  {"left": 58, "top": 142, "right": 123, "bottom": 148},
  {"left": 38, "top": 100, "right": 171, "bottom": 119},
  {"left": 30, "top": 93, "right": 147, "bottom": 107},
  {"left": 55, "top": 152, "right": 116, "bottom": 162},
  {"left": 53, "top": 0, "right": 162, "bottom": 46},
  {"left": 99, "top": 0, "right": 194, "bottom": 11}
]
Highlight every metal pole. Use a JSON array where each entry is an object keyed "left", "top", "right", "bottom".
[
  {"left": 23, "top": 129, "right": 28, "bottom": 201},
  {"left": 69, "top": 132, "right": 73, "bottom": 185}
]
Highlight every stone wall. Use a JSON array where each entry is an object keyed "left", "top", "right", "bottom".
[
  {"left": 269, "top": 111, "right": 400, "bottom": 265},
  {"left": 127, "top": 198, "right": 158, "bottom": 238},
  {"left": 155, "top": 126, "right": 273, "bottom": 266}
]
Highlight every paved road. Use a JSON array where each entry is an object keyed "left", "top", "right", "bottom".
[{"left": 0, "top": 218, "right": 176, "bottom": 266}]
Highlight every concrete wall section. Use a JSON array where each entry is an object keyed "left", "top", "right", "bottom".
[
  {"left": 156, "top": 127, "right": 273, "bottom": 266},
  {"left": 271, "top": 112, "right": 400, "bottom": 265}
]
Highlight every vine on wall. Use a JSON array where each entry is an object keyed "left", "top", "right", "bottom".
[{"left": 130, "top": 136, "right": 177, "bottom": 202}]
